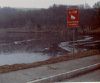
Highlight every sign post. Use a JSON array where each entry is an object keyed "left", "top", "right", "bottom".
[{"left": 67, "top": 8, "right": 79, "bottom": 55}]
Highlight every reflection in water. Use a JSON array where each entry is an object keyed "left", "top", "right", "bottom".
[
  {"left": 0, "top": 52, "right": 50, "bottom": 66},
  {"left": 0, "top": 32, "right": 65, "bottom": 53}
]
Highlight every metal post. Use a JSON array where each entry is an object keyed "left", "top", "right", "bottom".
[{"left": 72, "top": 28, "right": 75, "bottom": 56}]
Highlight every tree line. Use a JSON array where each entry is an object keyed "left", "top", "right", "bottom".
[{"left": 0, "top": 4, "right": 99, "bottom": 29}]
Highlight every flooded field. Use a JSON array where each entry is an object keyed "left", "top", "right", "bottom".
[
  {"left": 0, "top": 31, "right": 97, "bottom": 66},
  {"left": 0, "top": 52, "right": 50, "bottom": 66}
]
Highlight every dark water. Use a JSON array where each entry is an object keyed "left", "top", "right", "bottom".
[
  {"left": 0, "top": 32, "right": 62, "bottom": 52},
  {"left": 0, "top": 30, "right": 85, "bottom": 53}
]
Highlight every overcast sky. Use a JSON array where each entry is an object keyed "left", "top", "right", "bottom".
[{"left": 0, "top": 0, "right": 100, "bottom": 8}]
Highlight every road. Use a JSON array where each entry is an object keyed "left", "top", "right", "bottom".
[
  {"left": 0, "top": 55, "right": 100, "bottom": 83},
  {"left": 64, "top": 69, "right": 100, "bottom": 82}
]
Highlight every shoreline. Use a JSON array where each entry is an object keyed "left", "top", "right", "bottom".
[{"left": 0, "top": 49, "right": 99, "bottom": 74}]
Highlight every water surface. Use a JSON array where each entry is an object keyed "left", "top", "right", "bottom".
[{"left": 0, "top": 52, "right": 50, "bottom": 66}]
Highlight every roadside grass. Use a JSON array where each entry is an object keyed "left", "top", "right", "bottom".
[{"left": 87, "top": 27, "right": 100, "bottom": 34}]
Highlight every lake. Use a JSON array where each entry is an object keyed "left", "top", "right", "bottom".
[{"left": 0, "top": 52, "right": 50, "bottom": 66}]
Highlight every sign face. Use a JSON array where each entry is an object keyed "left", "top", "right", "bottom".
[{"left": 67, "top": 8, "right": 79, "bottom": 28}]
